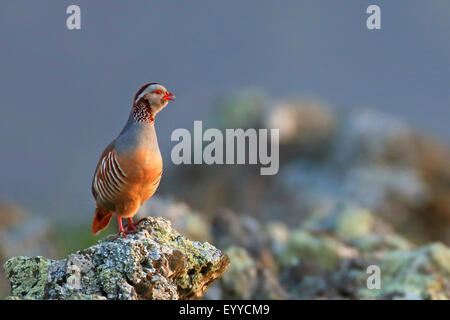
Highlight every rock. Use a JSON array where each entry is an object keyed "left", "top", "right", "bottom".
[
  {"left": 411, "top": 134, "right": 450, "bottom": 243},
  {"left": 252, "top": 267, "right": 290, "bottom": 300},
  {"left": 3, "top": 256, "right": 51, "bottom": 299},
  {"left": 358, "top": 243, "right": 450, "bottom": 299},
  {"left": 265, "top": 99, "right": 336, "bottom": 160},
  {"left": 212, "top": 209, "right": 268, "bottom": 255},
  {"left": 209, "top": 210, "right": 289, "bottom": 300},
  {"left": 278, "top": 206, "right": 450, "bottom": 299},
  {"left": 220, "top": 247, "right": 258, "bottom": 299},
  {"left": 279, "top": 229, "right": 359, "bottom": 269},
  {"left": 272, "top": 206, "right": 450, "bottom": 300},
  {"left": 0, "top": 202, "right": 58, "bottom": 298},
  {"left": 332, "top": 108, "right": 417, "bottom": 167},
  {"left": 278, "top": 159, "right": 428, "bottom": 226},
  {"left": 304, "top": 204, "right": 381, "bottom": 241},
  {"left": 265, "top": 221, "right": 289, "bottom": 257},
  {"left": 216, "top": 245, "right": 289, "bottom": 300},
  {"left": 3, "top": 217, "right": 229, "bottom": 300}
]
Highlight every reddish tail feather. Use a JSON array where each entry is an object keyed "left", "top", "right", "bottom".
[{"left": 92, "top": 207, "right": 113, "bottom": 234}]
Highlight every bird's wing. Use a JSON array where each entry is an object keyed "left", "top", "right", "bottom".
[{"left": 91, "top": 142, "right": 128, "bottom": 204}]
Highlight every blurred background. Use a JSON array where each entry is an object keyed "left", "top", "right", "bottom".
[{"left": 1, "top": 1, "right": 449, "bottom": 299}]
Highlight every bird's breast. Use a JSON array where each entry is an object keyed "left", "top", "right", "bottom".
[{"left": 118, "top": 148, "right": 162, "bottom": 182}]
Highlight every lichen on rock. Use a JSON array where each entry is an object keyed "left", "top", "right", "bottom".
[
  {"left": 221, "top": 246, "right": 258, "bottom": 299},
  {"left": 358, "top": 242, "right": 450, "bottom": 299},
  {"left": 3, "top": 217, "right": 229, "bottom": 300},
  {"left": 4, "top": 256, "right": 50, "bottom": 299}
]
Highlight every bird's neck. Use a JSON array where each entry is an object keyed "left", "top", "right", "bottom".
[{"left": 132, "top": 98, "right": 155, "bottom": 123}]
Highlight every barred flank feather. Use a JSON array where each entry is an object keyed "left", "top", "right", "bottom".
[{"left": 92, "top": 150, "right": 127, "bottom": 204}]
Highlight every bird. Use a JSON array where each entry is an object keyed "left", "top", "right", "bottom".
[{"left": 91, "top": 82, "right": 175, "bottom": 237}]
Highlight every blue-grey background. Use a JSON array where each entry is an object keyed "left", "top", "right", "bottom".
[{"left": 0, "top": 1, "right": 449, "bottom": 222}]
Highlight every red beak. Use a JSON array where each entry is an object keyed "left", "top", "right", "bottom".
[{"left": 163, "top": 92, "right": 175, "bottom": 101}]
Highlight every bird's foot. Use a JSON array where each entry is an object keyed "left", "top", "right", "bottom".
[
  {"left": 114, "top": 217, "right": 136, "bottom": 239},
  {"left": 114, "top": 231, "right": 128, "bottom": 239},
  {"left": 124, "top": 217, "right": 138, "bottom": 234},
  {"left": 124, "top": 223, "right": 137, "bottom": 234},
  {"left": 114, "top": 227, "right": 137, "bottom": 239}
]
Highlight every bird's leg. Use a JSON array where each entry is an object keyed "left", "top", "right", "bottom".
[
  {"left": 127, "top": 217, "right": 147, "bottom": 230},
  {"left": 125, "top": 217, "right": 138, "bottom": 234},
  {"left": 115, "top": 217, "right": 128, "bottom": 239}
]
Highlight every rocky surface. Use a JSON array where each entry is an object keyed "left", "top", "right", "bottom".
[
  {"left": 0, "top": 203, "right": 58, "bottom": 298},
  {"left": 157, "top": 93, "right": 450, "bottom": 300},
  {"left": 123, "top": 197, "right": 450, "bottom": 300},
  {"left": 3, "top": 93, "right": 450, "bottom": 300},
  {"left": 204, "top": 204, "right": 450, "bottom": 300},
  {"left": 3, "top": 217, "right": 229, "bottom": 300}
]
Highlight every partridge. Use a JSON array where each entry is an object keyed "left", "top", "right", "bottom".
[{"left": 91, "top": 82, "right": 175, "bottom": 237}]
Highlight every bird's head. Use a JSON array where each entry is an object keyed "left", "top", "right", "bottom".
[{"left": 132, "top": 83, "right": 175, "bottom": 122}]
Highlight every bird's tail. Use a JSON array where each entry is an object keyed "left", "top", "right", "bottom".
[{"left": 92, "top": 207, "right": 113, "bottom": 235}]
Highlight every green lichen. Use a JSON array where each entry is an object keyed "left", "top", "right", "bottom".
[
  {"left": 98, "top": 268, "right": 123, "bottom": 296},
  {"left": 225, "top": 247, "right": 255, "bottom": 272},
  {"left": 3, "top": 256, "right": 51, "bottom": 299},
  {"left": 304, "top": 206, "right": 376, "bottom": 241},
  {"left": 428, "top": 243, "right": 450, "bottom": 274},
  {"left": 281, "top": 230, "right": 356, "bottom": 269},
  {"left": 221, "top": 247, "right": 257, "bottom": 299},
  {"left": 359, "top": 243, "right": 450, "bottom": 299},
  {"left": 3, "top": 217, "right": 228, "bottom": 300},
  {"left": 350, "top": 234, "right": 412, "bottom": 257},
  {"left": 184, "top": 213, "right": 212, "bottom": 242},
  {"left": 141, "top": 217, "right": 226, "bottom": 293},
  {"left": 145, "top": 218, "right": 213, "bottom": 268},
  {"left": 335, "top": 207, "right": 375, "bottom": 240}
]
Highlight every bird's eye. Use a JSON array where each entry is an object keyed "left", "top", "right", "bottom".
[{"left": 155, "top": 90, "right": 162, "bottom": 95}]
